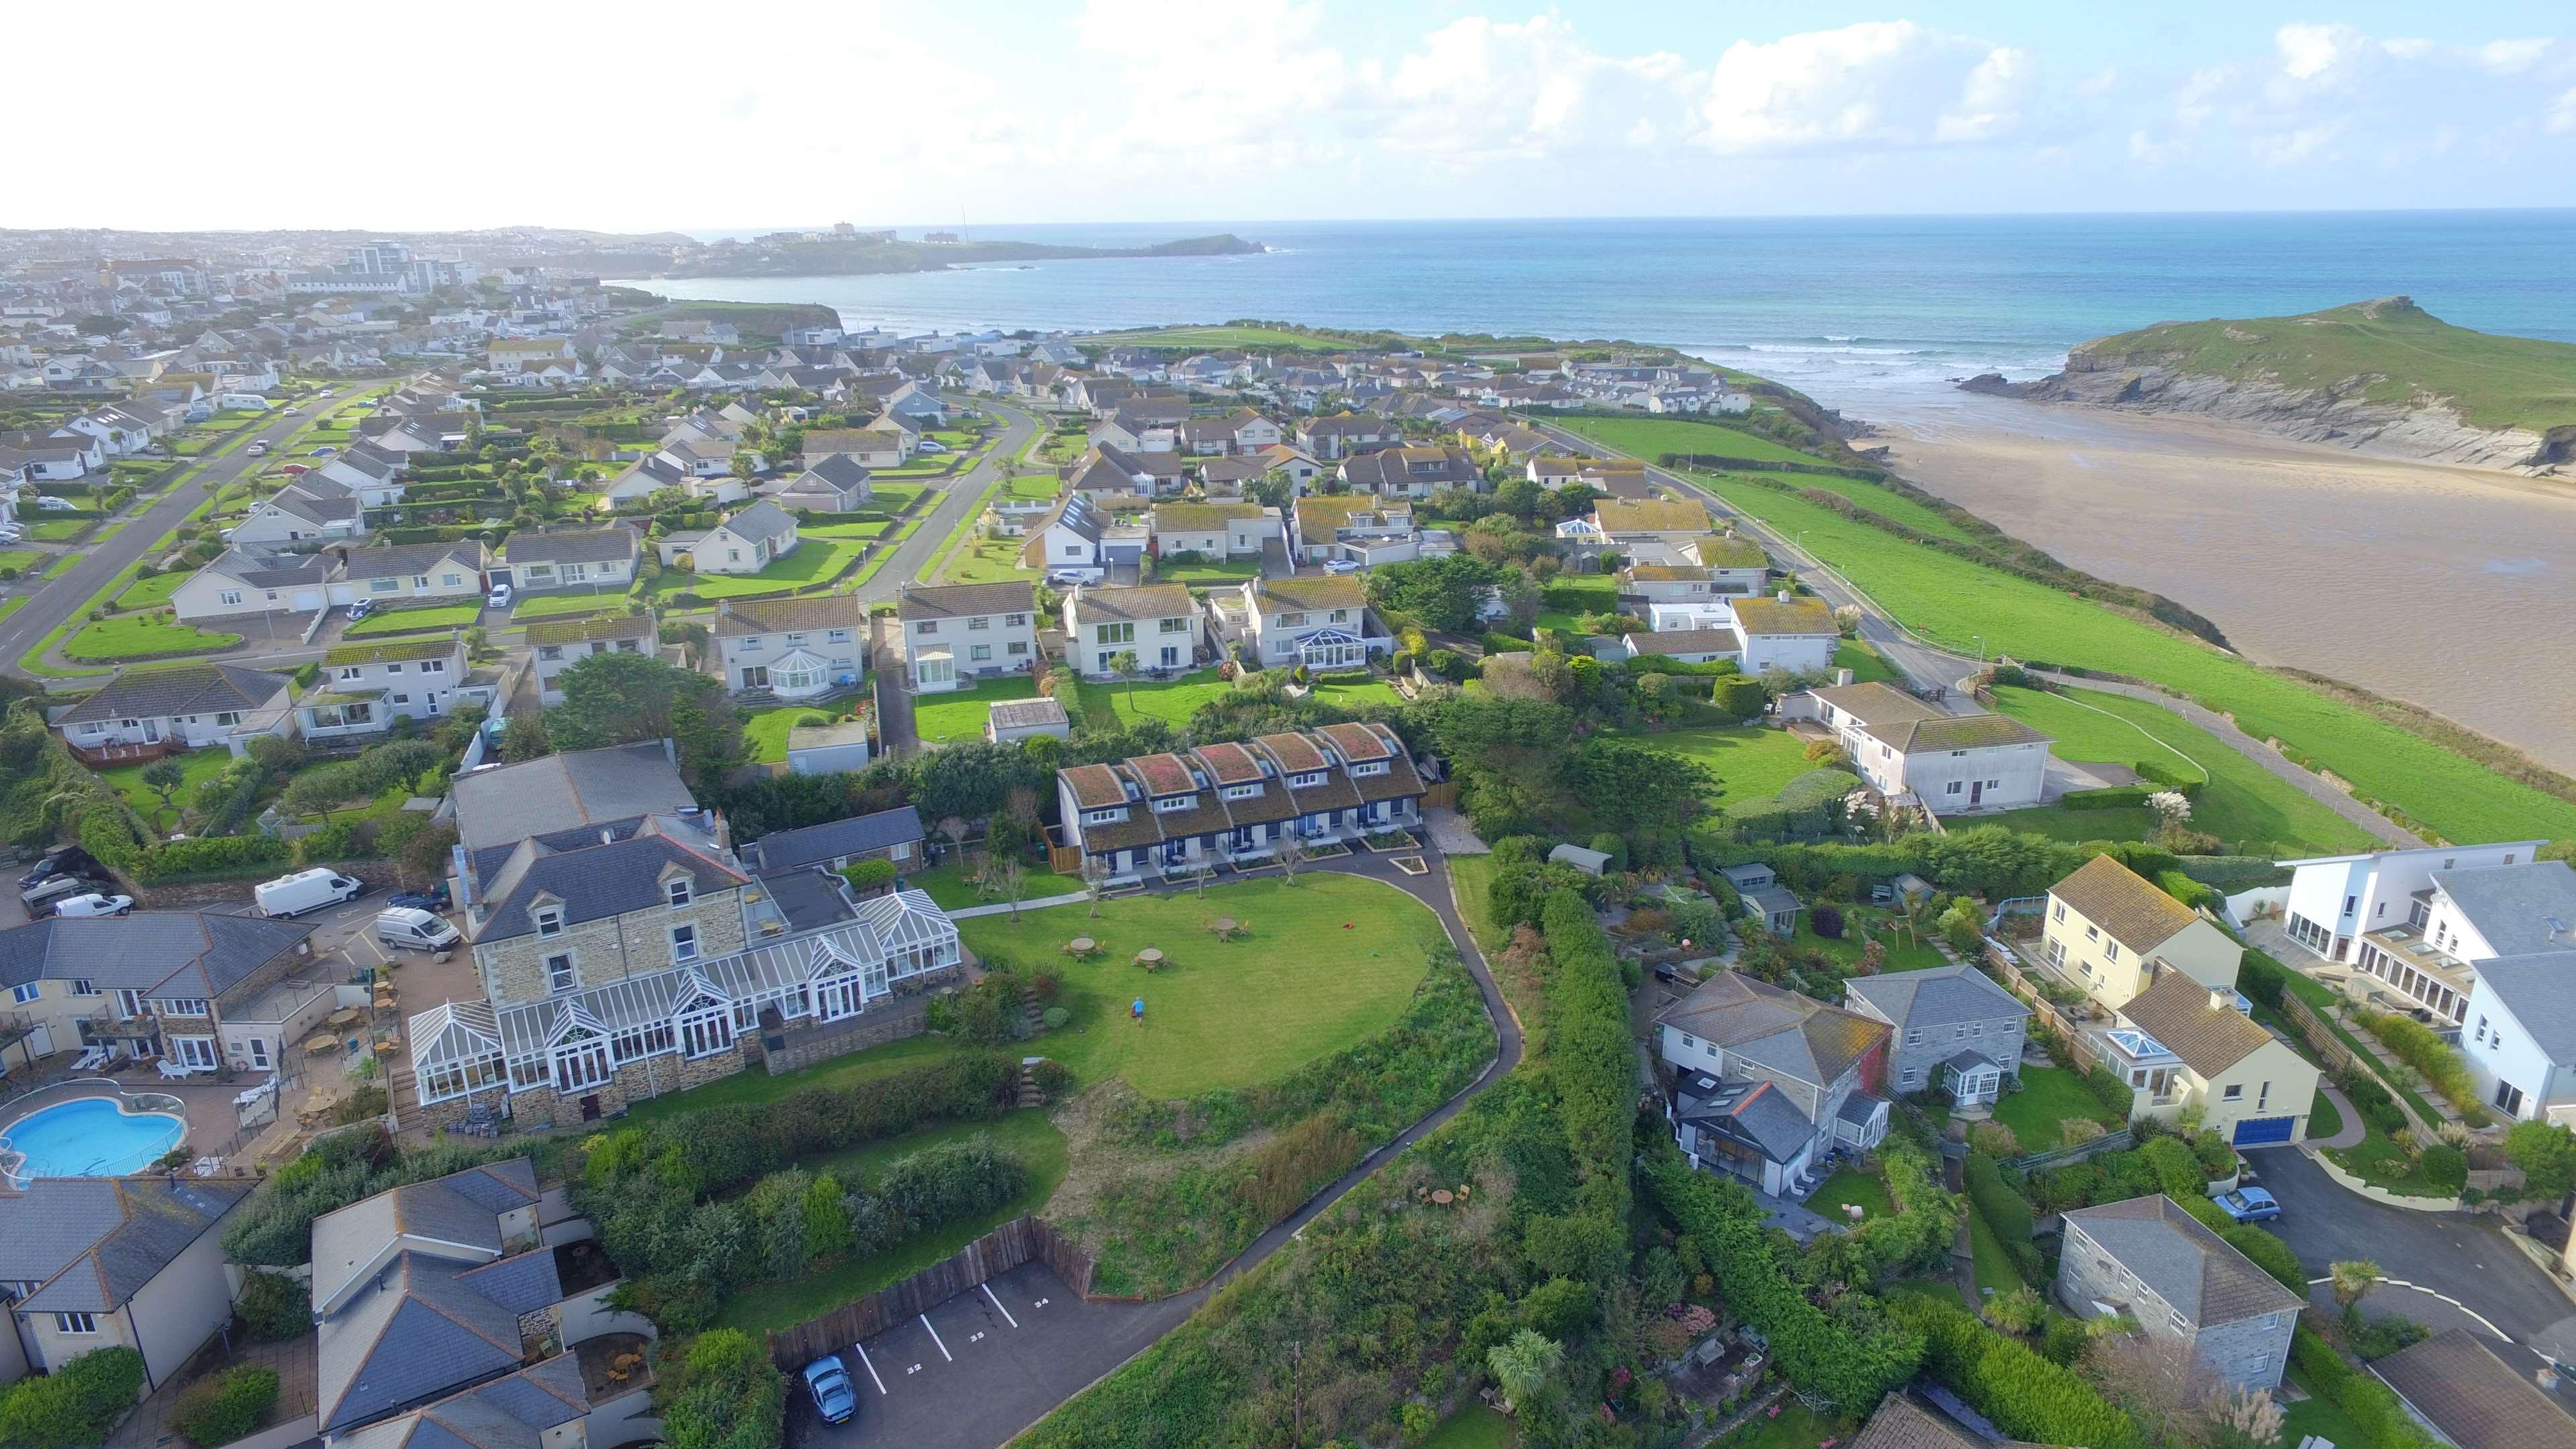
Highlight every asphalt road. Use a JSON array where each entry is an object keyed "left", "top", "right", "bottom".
[
  {"left": 851, "top": 398, "right": 1040, "bottom": 605},
  {"left": 0, "top": 389, "right": 384, "bottom": 676}
]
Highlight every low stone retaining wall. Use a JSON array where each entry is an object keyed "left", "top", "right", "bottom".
[{"left": 2308, "top": 1146, "right": 2461, "bottom": 1212}]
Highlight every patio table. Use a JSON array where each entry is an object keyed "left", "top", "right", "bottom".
[{"left": 1134, "top": 948, "right": 1165, "bottom": 970}]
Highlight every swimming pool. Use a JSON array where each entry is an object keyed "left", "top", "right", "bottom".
[{"left": 1, "top": 1096, "right": 187, "bottom": 1182}]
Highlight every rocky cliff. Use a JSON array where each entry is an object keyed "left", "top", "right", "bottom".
[{"left": 1962, "top": 297, "right": 2576, "bottom": 474}]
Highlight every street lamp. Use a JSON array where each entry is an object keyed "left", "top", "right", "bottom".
[{"left": 1972, "top": 635, "right": 1986, "bottom": 661}]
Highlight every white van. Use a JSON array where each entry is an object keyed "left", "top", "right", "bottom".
[
  {"left": 254, "top": 869, "right": 364, "bottom": 918},
  {"left": 376, "top": 906, "right": 462, "bottom": 954}
]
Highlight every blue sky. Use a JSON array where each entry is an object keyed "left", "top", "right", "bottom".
[{"left": 20, "top": 1, "right": 2576, "bottom": 231}]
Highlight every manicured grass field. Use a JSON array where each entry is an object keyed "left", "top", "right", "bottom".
[
  {"left": 866, "top": 482, "right": 928, "bottom": 511},
  {"left": 1967, "top": 1199, "right": 2028, "bottom": 1297},
  {"left": 1155, "top": 558, "right": 1263, "bottom": 585},
  {"left": 1567, "top": 415, "right": 1831, "bottom": 468},
  {"left": 1807, "top": 1165, "right": 1892, "bottom": 1222},
  {"left": 1795, "top": 908, "right": 1948, "bottom": 973},
  {"left": 715, "top": 1110, "right": 1069, "bottom": 1331},
  {"left": 511, "top": 591, "right": 635, "bottom": 621},
  {"left": 910, "top": 676, "right": 1038, "bottom": 745},
  {"left": 743, "top": 704, "right": 837, "bottom": 763},
  {"left": 1992, "top": 1065, "right": 2124, "bottom": 1152},
  {"left": 1443, "top": 852, "right": 1509, "bottom": 958},
  {"left": 345, "top": 602, "right": 482, "bottom": 637},
  {"left": 942, "top": 535, "right": 1039, "bottom": 586},
  {"left": 956, "top": 873, "right": 1447, "bottom": 1099},
  {"left": 804, "top": 520, "right": 888, "bottom": 539},
  {"left": 1737, "top": 468, "right": 1979, "bottom": 543},
  {"left": 1536, "top": 573, "right": 1619, "bottom": 633},
  {"left": 66, "top": 614, "right": 241, "bottom": 661},
  {"left": 1984, "top": 802, "right": 2160, "bottom": 845},
  {"left": 96, "top": 747, "right": 236, "bottom": 827},
  {"left": 1075, "top": 668, "right": 1232, "bottom": 731},
  {"left": 1990, "top": 684, "right": 2370, "bottom": 855},
  {"left": 1621, "top": 723, "right": 1819, "bottom": 817},
  {"left": 906, "top": 859, "right": 1087, "bottom": 912},
  {"left": 1007, "top": 473, "right": 1061, "bottom": 502},
  {"left": 2307, "top": 1087, "right": 2343, "bottom": 1141},
  {"left": 1311, "top": 678, "right": 1402, "bottom": 710},
  {"left": 652, "top": 537, "right": 869, "bottom": 600},
  {"left": 1564, "top": 418, "right": 2576, "bottom": 844},
  {"left": 1837, "top": 640, "right": 1899, "bottom": 682}
]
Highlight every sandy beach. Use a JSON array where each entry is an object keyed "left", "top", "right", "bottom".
[{"left": 1859, "top": 394, "right": 2576, "bottom": 773}]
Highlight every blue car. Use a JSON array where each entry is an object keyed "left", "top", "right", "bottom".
[
  {"left": 2215, "top": 1187, "right": 2282, "bottom": 1223},
  {"left": 802, "top": 1356, "right": 857, "bottom": 1426}
]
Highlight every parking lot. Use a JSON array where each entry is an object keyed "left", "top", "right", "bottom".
[{"left": 784, "top": 1261, "right": 1185, "bottom": 1449}]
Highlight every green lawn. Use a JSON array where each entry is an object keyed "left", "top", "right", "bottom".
[
  {"left": 1444, "top": 852, "right": 1509, "bottom": 958},
  {"left": 1712, "top": 1400, "right": 1851, "bottom": 1449},
  {"left": 1311, "top": 678, "right": 1402, "bottom": 710},
  {"left": 955, "top": 873, "right": 1447, "bottom": 1099},
  {"left": 2308, "top": 1087, "right": 2344, "bottom": 1142},
  {"left": 911, "top": 676, "right": 1039, "bottom": 745},
  {"left": 1807, "top": 1165, "right": 1892, "bottom": 1223},
  {"left": 0, "top": 551, "right": 40, "bottom": 576},
  {"left": 1076, "top": 668, "right": 1234, "bottom": 731},
  {"left": 1008, "top": 474, "right": 1061, "bottom": 502},
  {"left": 653, "top": 537, "right": 868, "bottom": 600},
  {"left": 1561, "top": 416, "right": 2576, "bottom": 845},
  {"left": 1990, "top": 684, "right": 2371, "bottom": 855},
  {"left": 943, "top": 535, "right": 1038, "bottom": 586},
  {"left": 66, "top": 615, "right": 241, "bottom": 661},
  {"left": 1621, "top": 723, "right": 1819, "bottom": 817},
  {"left": 714, "top": 1111, "right": 1069, "bottom": 1331},
  {"left": 1796, "top": 908, "right": 1948, "bottom": 973},
  {"left": 1420, "top": 1406, "right": 1515, "bottom": 1449},
  {"left": 2281, "top": 1362, "right": 2372, "bottom": 1449},
  {"left": 1565, "top": 415, "right": 1829, "bottom": 468},
  {"left": 26, "top": 520, "right": 88, "bottom": 541},
  {"left": 1153, "top": 558, "right": 1263, "bottom": 585},
  {"left": 95, "top": 748, "right": 236, "bottom": 828},
  {"left": 1967, "top": 1199, "right": 2028, "bottom": 1297},
  {"left": 2328, "top": 1128, "right": 2460, "bottom": 1198},
  {"left": 345, "top": 602, "right": 482, "bottom": 637},
  {"left": 804, "top": 520, "right": 888, "bottom": 539},
  {"left": 511, "top": 591, "right": 636, "bottom": 621},
  {"left": 867, "top": 482, "right": 928, "bottom": 512},
  {"left": 906, "top": 859, "right": 1087, "bottom": 911},
  {"left": 1536, "top": 574, "right": 1619, "bottom": 633},
  {"left": 1984, "top": 803, "right": 2160, "bottom": 845},
  {"left": 743, "top": 704, "right": 840, "bottom": 763},
  {"left": 1992, "top": 1065, "right": 2125, "bottom": 1151},
  {"left": 1837, "top": 640, "right": 1899, "bottom": 682}
]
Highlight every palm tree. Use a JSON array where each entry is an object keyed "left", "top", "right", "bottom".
[
  {"left": 1112, "top": 649, "right": 1141, "bottom": 708},
  {"left": 2330, "top": 1260, "right": 2382, "bottom": 1322},
  {"left": 1486, "top": 1329, "right": 1561, "bottom": 1414}
]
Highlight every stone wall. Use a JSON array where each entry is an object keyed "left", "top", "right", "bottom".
[
  {"left": 475, "top": 888, "right": 752, "bottom": 1004},
  {"left": 760, "top": 994, "right": 931, "bottom": 1077}
]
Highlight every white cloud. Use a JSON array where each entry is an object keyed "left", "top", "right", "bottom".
[
  {"left": 2551, "top": 88, "right": 2576, "bottom": 135},
  {"left": 2075, "top": 66, "right": 2121, "bottom": 99},
  {"left": 1695, "top": 21, "right": 2033, "bottom": 154},
  {"left": 1372, "top": 14, "right": 1694, "bottom": 162}
]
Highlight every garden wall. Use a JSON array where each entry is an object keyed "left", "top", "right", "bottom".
[
  {"left": 763, "top": 1216, "right": 1095, "bottom": 1368},
  {"left": 756, "top": 995, "right": 930, "bottom": 1076}
]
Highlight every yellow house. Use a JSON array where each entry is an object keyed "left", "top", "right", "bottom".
[
  {"left": 2042, "top": 855, "right": 2241, "bottom": 1011},
  {"left": 2103, "top": 971, "right": 2319, "bottom": 1146}
]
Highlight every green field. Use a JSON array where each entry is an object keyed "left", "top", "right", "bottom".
[
  {"left": 1536, "top": 573, "right": 1618, "bottom": 633},
  {"left": 1807, "top": 1165, "right": 1892, "bottom": 1222},
  {"left": 1566, "top": 415, "right": 1829, "bottom": 467},
  {"left": 2072, "top": 298, "right": 2576, "bottom": 434},
  {"left": 1072, "top": 324, "right": 1351, "bottom": 352},
  {"left": 511, "top": 591, "right": 636, "bottom": 621},
  {"left": 1419, "top": 1406, "right": 1514, "bottom": 1449},
  {"left": 1008, "top": 473, "right": 1061, "bottom": 502},
  {"left": 1735, "top": 469, "right": 1978, "bottom": 543},
  {"left": 941, "top": 535, "right": 1036, "bottom": 586},
  {"left": 1153, "top": 558, "right": 1263, "bottom": 585},
  {"left": 1076, "top": 668, "right": 1232, "bottom": 730},
  {"left": 346, "top": 602, "right": 482, "bottom": 637},
  {"left": 804, "top": 520, "right": 889, "bottom": 539},
  {"left": 0, "top": 551, "right": 40, "bottom": 576},
  {"left": 905, "top": 859, "right": 1088, "bottom": 911},
  {"left": 911, "top": 676, "right": 1039, "bottom": 745},
  {"left": 1990, "top": 685, "right": 2373, "bottom": 855},
  {"left": 956, "top": 874, "right": 1447, "bottom": 1099},
  {"left": 26, "top": 520, "right": 87, "bottom": 541},
  {"left": 1837, "top": 641, "right": 1899, "bottom": 682},
  {"left": 1560, "top": 415, "right": 2576, "bottom": 845},
  {"left": 96, "top": 747, "right": 236, "bottom": 827},
  {"left": 651, "top": 537, "right": 867, "bottom": 600},
  {"left": 865, "top": 482, "right": 929, "bottom": 511},
  {"left": 1623, "top": 723, "right": 1818, "bottom": 817},
  {"left": 66, "top": 615, "right": 241, "bottom": 661}
]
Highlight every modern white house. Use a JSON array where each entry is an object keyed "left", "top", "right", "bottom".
[
  {"left": 2272, "top": 841, "right": 2549, "bottom": 989},
  {"left": 298, "top": 636, "right": 474, "bottom": 737},
  {"left": 896, "top": 582, "right": 1037, "bottom": 692},
  {"left": 1222, "top": 575, "right": 1390, "bottom": 669},
  {"left": 1780, "top": 680, "right": 2053, "bottom": 812},
  {"left": 708, "top": 595, "right": 865, "bottom": 700},
  {"left": 1064, "top": 584, "right": 1202, "bottom": 677}
]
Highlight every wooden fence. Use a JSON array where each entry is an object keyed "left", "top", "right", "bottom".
[
  {"left": 763, "top": 1216, "right": 1095, "bottom": 1368},
  {"left": 1421, "top": 780, "right": 1460, "bottom": 810},
  {"left": 1981, "top": 941, "right": 2103, "bottom": 1074}
]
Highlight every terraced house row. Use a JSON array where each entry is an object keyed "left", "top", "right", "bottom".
[{"left": 1055, "top": 722, "right": 1426, "bottom": 882}]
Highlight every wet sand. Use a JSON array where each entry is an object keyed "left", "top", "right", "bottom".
[{"left": 1861, "top": 394, "right": 2576, "bottom": 773}]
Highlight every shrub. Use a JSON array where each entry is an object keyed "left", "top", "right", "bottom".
[
  {"left": 1810, "top": 904, "right": 1843, "bottom": 939},
  {"left": 2290, "top": 1327, "right": 2442, "bottom": 1449},
  {"left": 657, "top": 1329, "right": 787, "bottom": 1449},
  {"left": 2356, "top": 1008, "right": 2491, "bottom": 1126},
  {"left": 172, "top": 1365, "right": 280, "bottom": 1448},
  {"left": 236, "top": 1271, "right": 310, "bottom": 1341},
  {"left": 841, "top": 857, "right": 898, "bottom": 892},
  {"left": 2416, "top": 1143, "right": 2468, "bottom": 1193},
  {"left": 1041, "top": 1006, "right": 1070, "bottom": 1030},
  {"left": 0, "top": 1345, "right": 148, "bottom": 1449},
  {"left": 1888, "top": 1294, "right": 2142, "bottom": 1449}
]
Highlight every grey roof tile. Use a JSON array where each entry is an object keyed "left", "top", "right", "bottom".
[
  {"left": 1845, "top": 964, "right": 2028, "bottom": 1033},
  {"left": 2434, "top": 862, "right": 2576, "bottom": 957},
  {"left": 743, "top": 807, "right": 926, "bottom": 876},
  {"left": 55, "top": 663, "right": 292, "bottom": 726},
  {"left": 451, "top": 743, "right": 696, "bottom": 851},
  {"left": 2061, "top": 1193, "right": 2302, "bottom": 1328}
]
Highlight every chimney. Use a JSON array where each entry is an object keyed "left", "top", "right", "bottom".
[
  {"left": 1776, "top": 588, "right": 1792, "bottom": 603},
  {"left": 2209, "top": 987, "right": 2230, "bottom": 1012}
]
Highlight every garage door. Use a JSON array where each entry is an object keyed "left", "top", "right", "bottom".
[
  {"left": 292, "top": 590, "right": 321, "bottom": 610},
  {"left": 2233, "top": 1115, "right": 2296, "bottom": 1146}
]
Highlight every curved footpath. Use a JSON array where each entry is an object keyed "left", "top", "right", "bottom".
[{"left": 1536, "top": 419, "right": 2422, "bottom": 850}]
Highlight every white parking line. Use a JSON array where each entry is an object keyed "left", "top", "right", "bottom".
[
  {"left": 982, "top": 1283, "right": 1020, "bottom": 1328},
  {"left": 920, "top": 1313, "right": 951, "bottom": 1362},
  {"left": 850, "top": 1342, "right": 888, "bottom": 1395}
]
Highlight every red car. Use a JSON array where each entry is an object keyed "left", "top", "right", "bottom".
[{"left": 281, "top": 463, "right": 311, "bottom": 475}]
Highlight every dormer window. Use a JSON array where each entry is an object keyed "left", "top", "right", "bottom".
[
  {"left": 1153, "top": 795, "right": 1191, "bottom": 813},
  {"left": 667, "top": 878, "right": 692, "bottom": 908},
  {"left": 535, "top": 906, "right": 565, "bottom": 938},
  {"left": 1350, "top": 761, "right": 1389, "bottom": 777},
  {"left": 1291, "top": 771, "right": 1326, "bottom": 788},
  {"left": 1223, "top": 784, "right": 1260, "bottom": 800},
  {"left": 1083, "top": 808, "right": 1123, "bottom": 824}
]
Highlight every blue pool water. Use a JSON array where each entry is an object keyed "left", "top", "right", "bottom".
[{"left": 1, "top": 1097, "right": 186, "bottom": 1180}]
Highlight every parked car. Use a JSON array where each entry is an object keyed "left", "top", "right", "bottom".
[
  {"left": 486, "top": 584, "right": 513, "bottom": 609},
  {"left": 248, "top": 441, "right": 270, "bottom": 456},
  {"left": 317, "top": 388, "right": 335, "bottom": 398},
  {"left": 1044, "top": 569, "right": 1091, "bottom": 586},
  {"left": 35, "top": 496, "right": 77, "bottom": 512},
  {"left": 801, "top": 1356, "right": 857, "bottom": 1426},
  {"left": 346, "top": 599, "right": 378, "bottom": 621},
  {"left": 1322, "top": 559, "right": 1361, "bottom": 576},
  {"left": 0, "top": 526, "right": 22, "bottom": 544},
  {"left": 254, "top": 868, "right": 365, "bottom": 919},
  {"left": 18, "top": 847, "right": 102, "bottom": 890},
  {"left": 386, "top": 884, "right": 451, "bottom": 912},
  {"left": 21, "top": 875, "right": 100, "bottom": 910},
  {"left": 310, "top": 445, "right": 337, "bottom": 456},
  {"left": 53, "top": 893, "right": 133, "bottom": 918},
  {"left": 2214, "top": 1187, "right": 2282, "bottom": 1223},
  {"left": 280, "top": 463, "right": 311, "bottom": 475},
  {"left": 916, "top": 439, "right": 946, "bottom": 454}
]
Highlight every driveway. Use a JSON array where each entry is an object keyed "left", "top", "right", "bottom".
[{"left": 2248, "top": 1146, "right": 2576, "bottom": 1380}]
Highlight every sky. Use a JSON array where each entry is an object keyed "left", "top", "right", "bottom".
[{"left": 19, "top": 0, "right": 2576, "bottom": 233}]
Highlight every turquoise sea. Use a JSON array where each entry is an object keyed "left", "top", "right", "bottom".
[{"left": 619, "top": 211, "right": 2576, "bottom": 410}]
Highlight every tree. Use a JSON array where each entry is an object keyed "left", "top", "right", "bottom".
[
  {"left": 140, "top": 757, "right": 190, "bottom": 820},
  {"left": 1246, "top": 472, "right": 1296, "bottom": 511},
  {"left": 547, "top": 653, "right": 741, "bottom": 787},
  {"left": 500, "top": 712, "right": 551, "bottom": 761},
  {"left": 1111, "top": 649, "right": 1141, "bottom": 707},
  {"left": 1362, "top": 553, "right": 1499, "bottom": 633},
  {"left": 2329, "top": 1260, "right": 2382, "bottom": 1319},
  {"left": 1275, "top": 829, "right": 1307, "bottom": 885},
  {"left": 1485, "top": 1328, "right": 1562, "bottom": 1413},
  {"left": 994, "top": 857, "right": 1028, "bottom": 920},
  {"left": 2504, "top": 1120, "right": 2576, "bottom": 1199}
]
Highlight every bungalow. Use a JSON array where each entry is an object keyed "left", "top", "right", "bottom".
[
  {"left": 1620, "top": 626, "right": 1741, "bottom": 666},
  {"left": 229, "top": 477, "right": 365, "bottom": 545},
  {"left": 527, "top": 612, "right": 656, "bottom": 706},
  {"left": 316, "top": 442, "right": 411, "bottom": 506},
  {"left": 2056, "top": 1195, "right": 2302, "bottom": 1389},
  {"left": 336, "top": 539, "right": 489, "bottom": 605},
  {"left": 2041, "top": 855, "right": 2243, "bottom": 1012},
  {"left": 1843, "top": 963, "right": 2029, "bottom": 1105},
  {"left": 51, "top": 663, "right": 294, "bottom": 759},
  {"left": 1064, "top": 584, "right": 1201, "bottom": 677},
  {"left": 0, "top": 435, "right": 103, "bottom": 481},
  {"left": 802, "top": 427, "right": 912, "bottom": 468},
  {"left": 500, "top": 527, "right": 638, "bottom": 596},
  {"left": 1781, "top": 680, "right": 2053, "bottom": 812},
  {"left": 1149, "top": 500, "right": 1277, "bottom": 560},
  {"left": 668, "top": 499, "right": 800, "bottom": 576},
  {"left": 773, "top": 451, "right": 873, "bottom": 513},
  {"left": 1657, "top": 971, "right": 1892, "bottom": 1197},
  {"left": 1069, "top": 443, "right": 1189, "bottom": 504},
  {"left": 737, "top": 806, "right": 924, "bottom": 881},
  {"left": 0, "top": 1177, "right": 256, "bottom": 1391},
  {"left": 1229, "top": 575, "right": 1389, "bottom": 669},
  {"left": 1338, "top": 445, "right": 1482, "bottom": 500},
  {"left": 1616, "top": 533, "right": 1770, "bottom": 606},
  {"left": 708, "top": 594, "right": 865, "bottom": 700},
  {"left": 1525, "top": 455, "right": 1585, "bottom": 487},
  {"left": 897, "top": 581, "right": 1037, "bottom": 692},
  {"left": 170, "top": 545, "right": 338, "bottom": 621},
  {"left": 1057, "top": 724, "right": 1425, "bottom": 881},
  {"left": 300, "top": 636, "right": 472, "bottom": 737}
]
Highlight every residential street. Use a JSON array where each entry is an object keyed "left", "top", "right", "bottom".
[{"left": 852, "top": 398, "right": 1039, "bottom": 604}]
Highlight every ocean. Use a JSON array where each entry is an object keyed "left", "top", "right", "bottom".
[{"left": 616, "top": 211, "right": 2576, "bottom": 413}]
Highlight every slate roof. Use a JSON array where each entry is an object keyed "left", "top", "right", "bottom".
[
  {"left": 201, "top": 545, "right": 336, "bottom": 590},
  {"left": 2061, "top": 1193, "right": 2302, "bottom": 1328},
  {"left": 1674, "top": 1073, "right": 1817, "bottom": 1163},
  {"left": 1632, "top": 627, "right": 1741, "bottom": 656},
  {"left": 2051, "top": 855, "right": 2197, "bottom": 953},
  {"left": 2432, "top": 861, "right": 2576, "bottom": 957},
  {"left": 310, "top": 1161, "right": 541, "bottom": 1309},
  {"left": 450, "top": 741, "right": 696, "bottom": 851},
  {"left": 342, "top": 541, "right": 488, "bottom": 580},
  {"left": 2465, "top": 951, "right": 2576, "bottom": 1066},
  {"left": 1845, "top": 963, "right": 2029, "bottom": 1033},
  {"left": 317, "top": 1250, "right": 544, "bottom": 1432},
  {"left": 1071, "top": 584, "right": 1193, "bottom": 624},
  {"left": 898, "top": 581, "right": 1034, "bottom": 621},
  {"left": 56, "top": 663, "right": 290, "bottom": 725},
  {"left": 2114, "top": 971, "right": 2277, "bottom": 1075},
  {"left": 1850, "top": 1393, "right": 2065, "bottom": 1449},
  {"left": 987, "top": 698, "right": 1069, "bottom": 731},
  {"left": 711, "top": 593, "right": 861, "bottom": 637},
  {"left": 1655, "top": 971, "right": 1888, "bottom": 1089},
  {"left": 1728, "top": 595, "right": 1838, "bottom": 636},
  {"left": 741, "top": 806, "right": 928, "bottom": 877},
  {"left": 329, "top": 1356, "right": 590, "bottom": 1449},
  {"left": 0, "top": 1176, "right": 254, "bottom": 1315},
  {"left": 471, "top": 818, "right": 747, "bottom": 945},
  {"left": 0, "top": 912, "right": 314, "bottom": 999},
  {"left": 2371, "top": 1330, "right": 2576, "bottom": 1449},
  {"left": 501, "top": 527, "right": 637, "bottom": 568},
  {"left": 716, "top": 499, "right": 799, "bottom": 549},
  {"left": 262, "top": 484, "right": 361, "bottom": 526},
  {"left": 794, "top": 452, "right": 874, "bottom": 492}
]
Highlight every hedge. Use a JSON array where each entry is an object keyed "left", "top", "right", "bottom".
[
  {"left": 2355, "top": 1008, "right": 2489, "bottom": 1123},
  {"left": 1538, "top": 890, "right": 1638, "bottom": 1271},
  {"left": 0, "top": 1345, "right": 148, "bottom": 1449},
  {"left": 2290, "top": 1327, "right": 2442, "bottom": 1449},
  {"left": 1963, "top": 1152, "right": 2042, "bottom": 1285},
  {"left": 1888, "top": 1293, "right": 2142, "bottom": 1449},
  {"left": 2060, "top": 784, "right": 2155, "bottom": 810},
  {"left": 172, "top": 1365, "right": 281, "bottom": 1448},
  {"left": 2155, "top": 869, "right": 2218, "bottom": 912}
]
